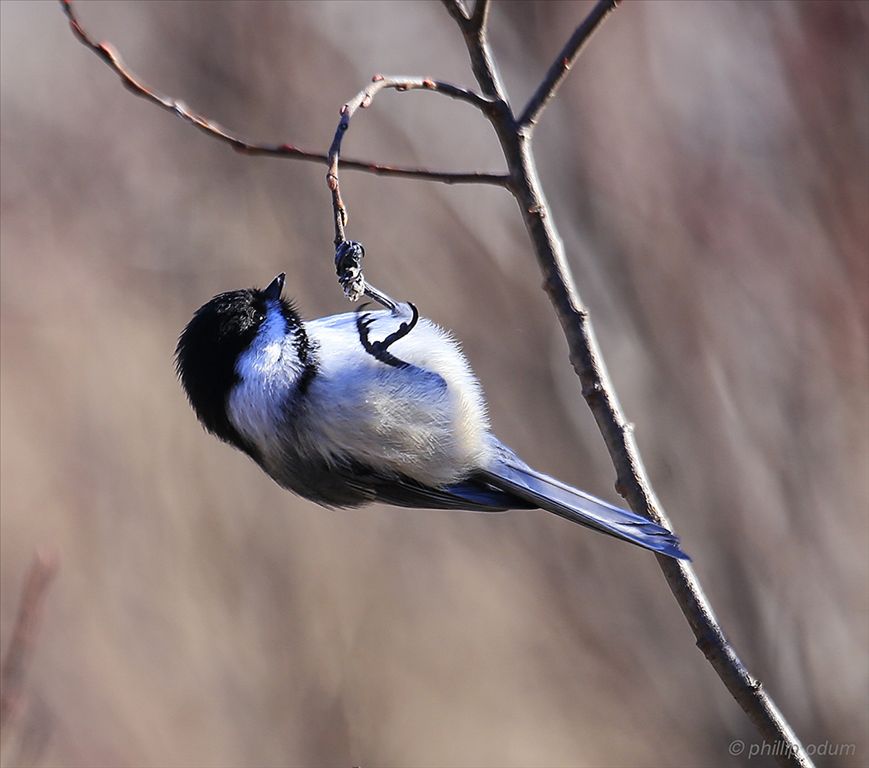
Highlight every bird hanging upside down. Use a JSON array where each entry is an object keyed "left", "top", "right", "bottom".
[{"left": 176, "top": 272, "right": 688, "bottom": 560}]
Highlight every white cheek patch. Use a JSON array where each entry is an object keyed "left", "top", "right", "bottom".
[{"left": 227, "top": 302, "right": 303, "bottom": 450}]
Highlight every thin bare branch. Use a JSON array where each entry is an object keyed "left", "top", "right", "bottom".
[
  {"left": 442, "top": 0, "right": 510, "bottom": 101},
  {"left": 325, "top": 74, "right": 508, "bottom": 307},
  {"left": 0, "top": 551, "right": 59, "bottom": 732},
  {"left": 518, "top": 0, "right": 619, "bottom": 130},
  {"left": 59, "top": 0, "right": 507, "bottom": 188},
  {"left": 326, "top": 74, "right": 501, "bottom": 245},
  {"left": 507, "top": 152, "right": 815, "bottom": 766}
]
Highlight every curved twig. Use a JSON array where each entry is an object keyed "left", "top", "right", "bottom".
[
  {"left": 442, "top": 2, "right": 814, "bottom": 767},
  {"left": 59, "top": 0, "right": 508, "bottom": 188},
  {"left": 326, "top": 74, "right": 507, "bottom": 307},
  {"left": 326, "top": 74, "right": 502, "bottom": 245}
]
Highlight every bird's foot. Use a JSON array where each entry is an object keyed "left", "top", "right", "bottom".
[{"left": 355, "top": 302, "right": 419, "bottom": 369}]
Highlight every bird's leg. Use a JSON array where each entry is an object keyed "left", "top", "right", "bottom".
[
  {"left": 355, "top": 302, "right": 420, "bottom": 369},
  {"left": 337, "top": 239, "right": 420, "bottom": 367}
]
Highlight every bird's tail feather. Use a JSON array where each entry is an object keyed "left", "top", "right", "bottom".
[{"left": 480, "top": 448, "right": 689, "bottom": 560}]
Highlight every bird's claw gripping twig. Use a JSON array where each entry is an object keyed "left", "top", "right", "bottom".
[
  {"left": 335, "top": 240, "right": 367, "bottom": 302},
  {"left": 355, "top": 302, "right": 420, "bottom": 369},
  {"left": 335, "top": 240, "right": 402, "bottom": 312},
  {"left": 338, "top": 238, "right": 421, "bottom": 368}
]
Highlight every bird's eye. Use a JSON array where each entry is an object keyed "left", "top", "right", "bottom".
[{"left": 256, "top": 312, "right": 266, "bottom": 324}]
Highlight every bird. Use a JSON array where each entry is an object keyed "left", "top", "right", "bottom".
[{"left": 175, "top": 272, "right": 688, "bottom": 560}]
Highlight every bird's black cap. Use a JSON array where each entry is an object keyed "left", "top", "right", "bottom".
[{"left": 175, "top": 274, "right": 304, "bottom": 459}]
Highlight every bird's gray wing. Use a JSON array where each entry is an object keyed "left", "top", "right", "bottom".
[
  {"left": 479, "top": 442, "right": 689, "bottom": 560},
  {"left": 345, "top": 464, "right": 534, "bottom": 513}
]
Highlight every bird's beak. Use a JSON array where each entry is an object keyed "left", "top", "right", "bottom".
[{"left": 264, "top": 273, "right": 285, "bottom": 300}]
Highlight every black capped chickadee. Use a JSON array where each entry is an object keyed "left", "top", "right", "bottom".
[{"left": 176, "top": 273, "right": 687, "bottom": 560}]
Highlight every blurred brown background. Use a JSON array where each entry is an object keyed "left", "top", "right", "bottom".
[{"left": 1, "top": 2, "right": 867, "bottom": 767}]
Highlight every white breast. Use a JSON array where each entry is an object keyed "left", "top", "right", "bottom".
[{"left": 227, "top": 303, "right": 303, "bottom": 451}]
